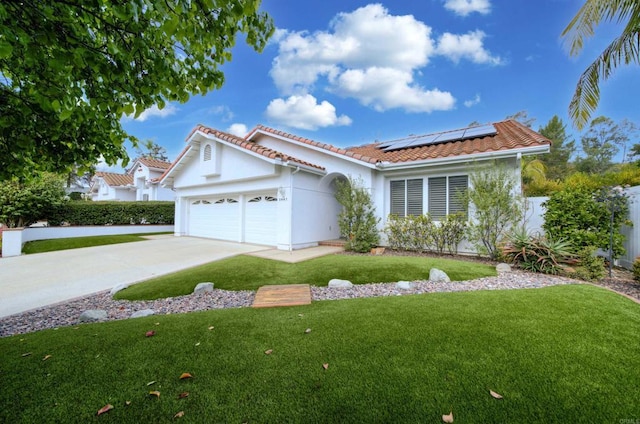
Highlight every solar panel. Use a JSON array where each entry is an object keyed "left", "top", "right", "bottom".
[
  {"left": 462, "top": 124, "right": 497, "bottom": 139},
  {"left": 378, "top": 124, "right": 498, "bottom": 151}
]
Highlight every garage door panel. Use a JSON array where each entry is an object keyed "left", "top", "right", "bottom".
[
  {"left": 245, "top": 195, "right": 277, "bottom": 245},
  {"left": 189, "top": 198, "right": 239, "bottom": 241}
]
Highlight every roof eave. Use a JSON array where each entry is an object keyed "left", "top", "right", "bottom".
[{"left": 375, "top": 144, "right": 550, "bottom": 170}]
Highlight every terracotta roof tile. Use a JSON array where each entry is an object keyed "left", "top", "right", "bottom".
[
  {"left": 189, "top": 125, "right": 326, "bottom": 171},
  {"left": 345, "top": 120, "right": 550, "bottom": 163},
  {"left": 136, "top": 158, "right": 172, "bottom": 170},
  {"left": 94, "top": 172, "right": 133, "bottom": 187}
]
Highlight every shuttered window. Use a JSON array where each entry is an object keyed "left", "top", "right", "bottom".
[
  {"left": 448, "top": 175, "right": 469, "bottom": 217},
  {"left": 428, "top": 177, "right": 447, "bottom": 219},
  {"left": 390, "top": 179, "right": 423, "bottom": 217},
  {"left": 428, "top": 175, "right": 468, "bottom": 219},
  {"left": 390, "top": 180, "right": 406, "bottom": 216}
]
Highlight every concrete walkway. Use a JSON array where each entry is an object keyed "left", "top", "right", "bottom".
[
  {"left": 0, "top": 236, "right": 268, "bottom": 318},
  {"left": 247, "top": 245, "right": 344, "bottom": 263}
]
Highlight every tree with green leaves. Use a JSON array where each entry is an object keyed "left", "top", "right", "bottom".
[
  {"left": 538, "top": 115, "right": 576, "bottom": 180},
  {"left": 461, "top": 163, "right": 523, "bottom": 260},
  {"left": 335, "top": 177, "right": 380, "bottom": 253},
  {"left": 0, "top": 1, "right": 274, "bottom": 180},
  {"left": 0, "top": 173, "right": 67, "bottom": 228},
  {"left": 575, "top": 116, "right": 635, "bottom": 174},
  {"left": 136, "top": 140, "right": 169, "bottom": 162},
  {"left": 506, "top": 110, "right": 536, "bottom": 128},
  {"left": 562, "top": 1, "right": 640, "bottom": 129}
]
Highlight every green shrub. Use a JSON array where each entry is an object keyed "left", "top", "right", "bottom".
[
  {"left": 335, "top": 177, "right": 380, "bottom": 253},
  {"left": 0, "top": 173, "right": 67, "bottom": 228},
  {"left": 384, "top": 213, "right": 467, "bottom": 255},
  {"left": 68, "top": 191, "right": 83, "bottom": 201},
  {"left": 570, "top": 247, "right": 606, "bottom": 281},
  {"left": 48, "top": 201, "right": 175, "bottom": 226},
  {"left": 632, "top": 257, "right": 640, "bottom": 282},
  {"left": 543, "top": 187, "right": 629, "bottom": 259},
  {"left": 501, "top": 227, "right": 574, "bottom": 275}
]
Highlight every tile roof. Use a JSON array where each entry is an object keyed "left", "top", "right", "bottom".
[
  {"left": 250, "top": 125, "right": 379, "bottom": 164},
  {"left": 135, "top": 158, "right": 172, "bottom": 170},
  {"left": 94, "top": 172, "right": 133, "bottom": 187},
  {"left": 345, "top": 120, "right": 550, "bottom": 163},
  {"left": 188, "top": 125, "right": 326, "bottom": 171}
]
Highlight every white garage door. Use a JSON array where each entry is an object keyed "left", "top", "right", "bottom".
[
  {"left": 189, "top": 198, "right": 240, "bottom": 241},
  {"left": 245, "top": 195, "right": 278, "bottom": 245}
]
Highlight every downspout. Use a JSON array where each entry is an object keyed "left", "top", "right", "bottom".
[{"left": 288, "top": 165, "right": 301, "bottom": 252}]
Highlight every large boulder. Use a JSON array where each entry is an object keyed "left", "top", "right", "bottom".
[
  {"left": 193, "top": 282, "right": 214, "bottom": 294},
  {"left": 496, "top": 263, "right": 512, "bottom": 273},
  {"left": 78, "top": 310, "right": 107, "bottom": 323},
  {"left": 429, "top": 268, "right": 451, "bottom": 283},
  {"left": 328, "top": 279, "right": 354, "bottom": 288},
  {"left": 130, "top": 309, "right": 155, "bottom": 319},
  {"left": 396, "top": 281, "right": 413, "bottom": 290}
]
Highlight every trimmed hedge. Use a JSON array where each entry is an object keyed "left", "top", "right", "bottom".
[{"left": 48, "top": 201, "right": 174, "bottom": 226}]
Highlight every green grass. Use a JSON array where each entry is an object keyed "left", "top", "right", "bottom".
[
  {"left": 1, "top": 285, "right": 639, "bottom": 423},
  {"left": 22, "top": 232, "right": 172, "bottom": 254},
  {"left": 115, "top": 254, "right": 497, "bottom": 300}
]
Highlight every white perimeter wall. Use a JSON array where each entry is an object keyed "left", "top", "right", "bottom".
[{"left": 620, "top": 185, "right": 640, "bottom": 269}]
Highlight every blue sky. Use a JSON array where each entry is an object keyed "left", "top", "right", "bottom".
[{"left": 110, "top": 0, "right": 639, "bottom": 170}]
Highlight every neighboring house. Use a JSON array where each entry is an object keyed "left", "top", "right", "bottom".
[
  {"left": 89, "top": 158, "right": 174, "bottom": 201},
  {"left": 89, "top": 172, "right": 135, "bottom": 201},
  {"left": 160, "top": 120, "right": 550, "bottom": 251}
]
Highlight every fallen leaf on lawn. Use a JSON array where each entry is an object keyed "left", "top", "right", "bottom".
[
  {"left": 42, "top": 355, "right": 52, "bottom": 361},
  {"left": 298, "top": 314, "right": 303, "bottom": 317},
  {"left": 178, "top": 392, "right": 189, "bottom": 399},
  {"left": 264, "top": 349, "right": 273, "bottom": 355},
  {"left": 489, "top": 389, "right": 503, "bottom": 399},
  {"left": 208, "top": 326, "right": 215, "bottom": 330},
  {"left": 21, "top": 352, "right": 32, "bottom": 357},
  {"left": 155, "top": 322, "right": 160, "bottom": 326},
  {"left": 97, "top": 404, "right": 113, "bottom": 416},
  {"left": 305, "top": 328, "right": 311, "bottom": 334},
  {"left": 195, "top": 342, "right": 200, "bottom": 346},
  {"left": 442, "top": 411, "right": 454, "bottom": 423},
  {"left": 147, "top": 381, "right": 156, "bottom": 386},
  {"left": 174, "top": 411, "right": 185, "bottom": 418},
  {"left": 179, "top": 373, "right": 193, "bottom": 380},
  {"left": 149, "top": 391, "right": 161, "bottom": 398},
  {"left": 145, "top": 330, "right": 155, "bottom": 337},
  {"left": 322, "top": 363, "right": 329, "bottom": 370},
  {"left": 125, "top": 401, "right": 131, "bottom": 406}
]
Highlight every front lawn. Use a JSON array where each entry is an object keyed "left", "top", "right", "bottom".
[
  {"left": 115, "top": 254, "right": 497, "bottom": 300},
  {"left": 22, "top": 232, "right": 172, "bottom": 254},
  {"left": 1, "top": 285, "right": 639, "bottom": 423}
]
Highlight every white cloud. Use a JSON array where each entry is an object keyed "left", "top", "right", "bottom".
[
  {"left": 134, "top": 103, "right": 178, "bottom": 122},
  {"left": 443, "top": 0, "right": 491, "bottom": 16},
  {"left": 464, "top": 94, "right": 481, "bottom": 107},
  {"left": 226, "top": 123, "right": 248, "bottom": 137},
  {"left": 436, "top": 31, "right": 502, "bottom": 65},
  {"left": 334, "top": 67, "right": 455, "bottom": 113},
  {"left": 265, "top": 94, "right": 352, "bottom": 130},
  {"left": 95, "top": 156, "right": 127, "bottom": 173}
]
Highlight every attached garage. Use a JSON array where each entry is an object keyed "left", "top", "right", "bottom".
[
  {"left": 187, "top": 194, "right": 277, "bottom": 246},
  {"left": 188, "top": 198, "right": 240, "bottom": 241}
]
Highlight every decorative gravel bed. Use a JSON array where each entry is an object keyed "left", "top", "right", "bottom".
[{"left": 0, "top": 271, "right": 585, "bottom": 338}]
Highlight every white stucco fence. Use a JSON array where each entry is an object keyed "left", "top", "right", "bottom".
[{"left": 1, "top": 225, "right": 174, "bottom": 258}]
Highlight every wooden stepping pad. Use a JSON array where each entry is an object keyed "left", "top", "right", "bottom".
[{"left": 252, "top": 284, "right": 311, "bottom": 308}]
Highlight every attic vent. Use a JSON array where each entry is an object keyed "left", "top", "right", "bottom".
[{"left": 203, "top": 144, "right": 212, "bottom": 161}]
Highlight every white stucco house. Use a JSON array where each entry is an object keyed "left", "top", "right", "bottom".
[
  {"left": 89, "top": 158, "right": 174, "bottom": 201},
  {"left": 160, "top": 120, "right": 550, "bottom": 251}
]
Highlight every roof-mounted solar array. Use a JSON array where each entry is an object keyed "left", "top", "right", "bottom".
[{"left": 380, "top": 124, "right": 497, "bottom": 152}]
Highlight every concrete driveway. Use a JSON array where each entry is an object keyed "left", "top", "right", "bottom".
[{"left": 0, "top": 236, "right": 269, "bottom": 318}]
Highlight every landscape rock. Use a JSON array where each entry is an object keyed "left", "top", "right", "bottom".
[
  {"left": 78, "top": 310, "right": 107, "bottom": 323},
  {"left": 429, "top": 268, "right": 451, "bottom": 283},
  {"left": 396, "top": 281, "right": 413, "bottom": 290},
  {"left": 110, "top": 283, "right": 129, "bottom": 296},
  {"left": 496, "top": 263, "right": 512, "bottom": 273},
  {"left": 328, "top": 279, "right": 353, "bottom": 288},
  {"left": 130, "top": 309, "right": 155, "bottom": 319},
  {"left": 193, "top": 282, "right": 214, "bottom": 294}
]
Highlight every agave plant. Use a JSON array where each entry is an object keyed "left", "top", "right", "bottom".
[{"left": 502, "top": 228, "right": 575, "bottom": 275}]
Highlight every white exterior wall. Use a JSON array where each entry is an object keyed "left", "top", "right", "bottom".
[
  {"left": 523, "top": 197, "right": 548, "bottom": 235},
  {"left": 131, "top": 164, "right": 175, "bottom": 201}
]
